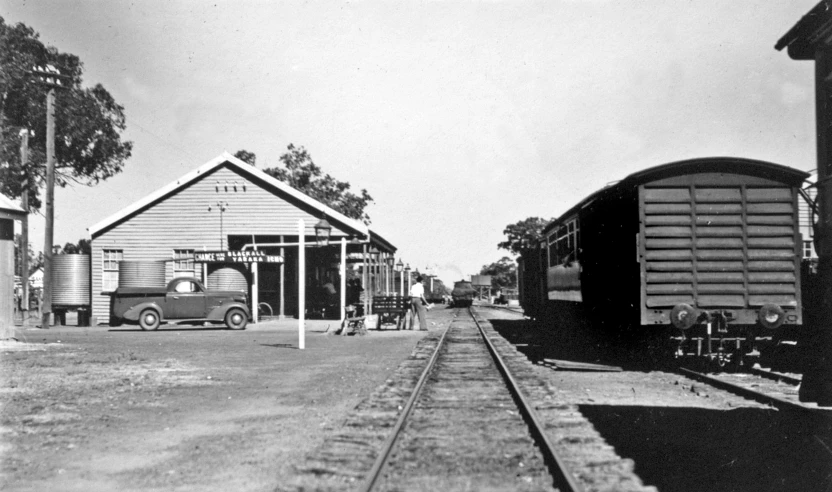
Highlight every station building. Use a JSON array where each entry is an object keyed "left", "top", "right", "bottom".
[{"left": 88, "top": 152, "right": 398, "bottom": 325}]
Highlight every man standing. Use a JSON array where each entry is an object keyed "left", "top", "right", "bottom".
[{"left": 409, "top": 275, "right": 428, "bottom": 331}]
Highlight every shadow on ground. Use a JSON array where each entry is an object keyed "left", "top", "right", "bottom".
[
  {"left": 489, "top": 317, "right": 622, "bottom": 367},
  {"left": 579, "top": 405, "right": 832, "bottom": 492}
]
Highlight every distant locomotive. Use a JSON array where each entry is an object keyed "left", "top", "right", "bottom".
[
  {"left": 451, "top": 280, "right": 476, "bottom": 307},
  {"left": 518, "top": 157, "right": 809, "bottom": 367}
]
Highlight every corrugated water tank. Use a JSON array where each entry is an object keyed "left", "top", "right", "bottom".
[
  {"left": 52, "top": 254, "right": 90, "bottom": 306},
  {"left": 118, "top": 260, "right": 166, "bottom": 288},
  {"left": 208, "top": 264, "right": 248, "bottom": 292}
]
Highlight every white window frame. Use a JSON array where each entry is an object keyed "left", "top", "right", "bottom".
[
  {"left": 173, "top": 249, "right": 195, "bottom": 278},
  {"left": 803, "top": 240, "right": 815, "bottom": 260},
  {"left": 102, "top": 249, "right": 123, "bottom": 292}
]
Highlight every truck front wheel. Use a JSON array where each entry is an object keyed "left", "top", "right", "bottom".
[
  {"left": 225, "top": 308, "right": 247, "bottom": 330},
  {"left": 139, "top": 309, "right": 161, "bottom": 331}
]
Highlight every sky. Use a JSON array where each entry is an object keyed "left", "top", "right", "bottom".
[{"left": 3, "top": 0, "right": 821, "bottom": 285}]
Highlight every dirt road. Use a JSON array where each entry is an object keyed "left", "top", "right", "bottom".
[{"left": 1, "top": 319, "right": 441, "bottom": 492}]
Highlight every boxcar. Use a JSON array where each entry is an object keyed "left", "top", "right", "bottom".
[{"left": 519, "top": 157, "right": 810, "bottom": 366}]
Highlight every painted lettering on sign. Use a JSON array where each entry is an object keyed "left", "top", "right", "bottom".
[{"left": 194, "top": 250, "right": 284, "bottom": 263}]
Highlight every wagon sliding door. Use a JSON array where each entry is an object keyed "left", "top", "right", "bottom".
[{"left": 639, "top": 173, "right": 802, "bottom": 326}]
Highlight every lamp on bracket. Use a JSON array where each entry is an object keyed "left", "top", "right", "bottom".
[{"left": 314, "top": 215, "right": 332, "bottom": 247}]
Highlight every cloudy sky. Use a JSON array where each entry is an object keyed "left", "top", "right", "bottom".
[{"left": 5, "top": 0, "right": 819, "bottom": 284}]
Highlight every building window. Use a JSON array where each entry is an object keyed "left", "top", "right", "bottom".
[
  {"left": 804, "top": 240, "right": 815, "bottom": 260},
  {"left": 173, "top": 249, "right": 195, "bottom": 278},
  {"left": 102, "top": 249, "right": 123, "bottom": 292}
]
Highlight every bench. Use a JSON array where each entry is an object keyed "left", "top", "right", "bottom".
[{"left": 372, "top": 295, "right": 410, "bottom": 330}]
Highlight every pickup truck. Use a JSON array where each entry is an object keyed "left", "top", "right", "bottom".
[{"left": 109, "top": 277, "right": 250, "bottom": 330}]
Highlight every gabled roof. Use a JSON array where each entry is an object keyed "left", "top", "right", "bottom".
[
  {"left": 0, "top": 194, "right": 26, "bottom": 221},
  {"left": 88, "top": 152, "right": 370, "bottom": 238},
  {"left": 368, "top": 230, "right": 397, "bottom": 254},
  {"left": 776, "top": 0, "right": 832, "bottom": 60}
]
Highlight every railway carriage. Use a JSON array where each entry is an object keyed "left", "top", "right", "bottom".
[{"left": 519, "top": 157, "right": 810, "bottom": 365}]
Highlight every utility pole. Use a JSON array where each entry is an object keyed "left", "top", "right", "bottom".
[
  {"left": 31, "top": 65, "right": 68, "bottom": 328},
  {"left": 19, "top": 130, "right": 29, "bottom": 326}
]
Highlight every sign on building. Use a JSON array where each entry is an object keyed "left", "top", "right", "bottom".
[{"left": 194, "top": 250, "right": 284, "bottom": 264}]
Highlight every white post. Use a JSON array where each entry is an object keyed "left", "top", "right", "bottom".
[
  {"left": 298, "top": 219, "right": 305, "bottom": 350},
  {"left": 362, "top": 244, "right": 369, "bottom": 315},
  {"left": 252, "top": 243, "right": 259, "bottom": 324},
  {"left": 279, "top": 235, "right": 285, "bottom": 319},
  {"left": 340, "top": 237, "right": 346, "bottom": 323},
  {"left": 385, "top": 255, "right": 390, "bottom": 294},
  {"left": 400, "top": 266, "right": 404, "bottom": 296}
]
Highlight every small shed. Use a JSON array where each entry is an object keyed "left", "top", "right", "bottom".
[{"left": 1, "top": 194, "right": 26, "bottom": 337}]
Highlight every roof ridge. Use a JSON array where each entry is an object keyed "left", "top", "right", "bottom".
[{"left": 88, "top": 153, "right": 369, "bottom": 238}]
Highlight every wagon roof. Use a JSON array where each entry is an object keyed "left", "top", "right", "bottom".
[{"left": 542, "top": 157, "right": 810, "bottom": 234}]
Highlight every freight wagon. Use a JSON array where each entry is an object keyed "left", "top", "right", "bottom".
[{"left": 518, "top": 157, "right": 810, "bottom": 368}]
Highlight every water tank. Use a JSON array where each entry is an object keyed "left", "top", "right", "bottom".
[
  {"left": 118, "top": 260, "right": 166, "bottom": 288},
  {"left": 207, "top": 264, "right": 248, "bottom": 292},
  {"left": 471, "top": 275, "right": 492, "bottom": 287},
  {"left": 52, "top": 254, "right": 90, "bottom": 306}
]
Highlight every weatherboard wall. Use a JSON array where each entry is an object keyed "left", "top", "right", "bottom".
[{"left": 89, "top": 164, "right": 358, "bottom": 323}]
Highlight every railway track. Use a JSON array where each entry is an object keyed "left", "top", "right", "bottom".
[
  {"left": 292, "top": 306, "right": 654, "bottom": 491},
  {"left": 357, "top": 307, "right": 575, "bottom": 491},
  {"left": 359, "top": 307, "right": 651, "bottom": 492},
  {"left": 476, "top": 304, "right": 827, "bottom": 412},
  {"left": 678, "top": 366, "right": 832, "bottom": 417},
  {"left": 482, "top": 303, "right": 525, "bottom": 315}
]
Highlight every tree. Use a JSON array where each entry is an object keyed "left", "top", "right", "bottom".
[
  {"left": 264, "top": 144, "right": 374, "bottom": 224},
  {"left": 13, "top": 233, "right": 40, "bottom": 276},
  {"left": 0, "top": 17, "right": 133, "bottom": 210},
  {"left": 480, "top": 257, "right": 517, "bottom": 290},
  {"left": 233, "top": 149, "right": 256, "bottom": 166},
  {"left": 497, "top": 217, "right": 552, "bottom": 256},
  {"left": 59, "top": 238, "right": 90, "bottom": 255}
]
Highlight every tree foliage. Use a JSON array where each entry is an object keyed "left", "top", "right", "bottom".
[
  {"left": 233, "top": 149, "right": 256, "bottom": 166},
  {"left": 264, "top": 144, "right": 374, "bottom": 225},
  {"left": 59, "top": 238, "right": 90, "bottom": 255},
  {"left": 13, "top": 234, "right": 41, "bottom": 276},
  {"left": 0, "top": 17, "right": 133, "bottom": 210},
  {"left": 479, "top": 256, "right": 517, "bottom": 290},
  {"left": 498, "top": 217, "right": 552, "bottom": 256},
  {"left": 14, "top": 236, "right": 89, "bottom": 276}
]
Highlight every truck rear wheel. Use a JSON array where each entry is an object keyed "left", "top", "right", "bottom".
[
  {"left": 225, "top": 308, "right": 247, "bottom": 330},
  {"left": 139, "top": 309, "right": 161, "bottom": 331}
]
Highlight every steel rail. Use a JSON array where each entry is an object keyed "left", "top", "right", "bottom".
[
  {"left": 678, "top": 367, "right": 832, "bottom": 418},
  {"left": 470, "top": 307, "right": 584, "bottom": 492},
  {"left": 749, "top": 366, "right": 802, "bottom": 386},
  {"left": 357, "top": 324, "right": 451, "bottom": 492},
  {"left": 481, "top": 304, "right": 525, "bottom": 315}
]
